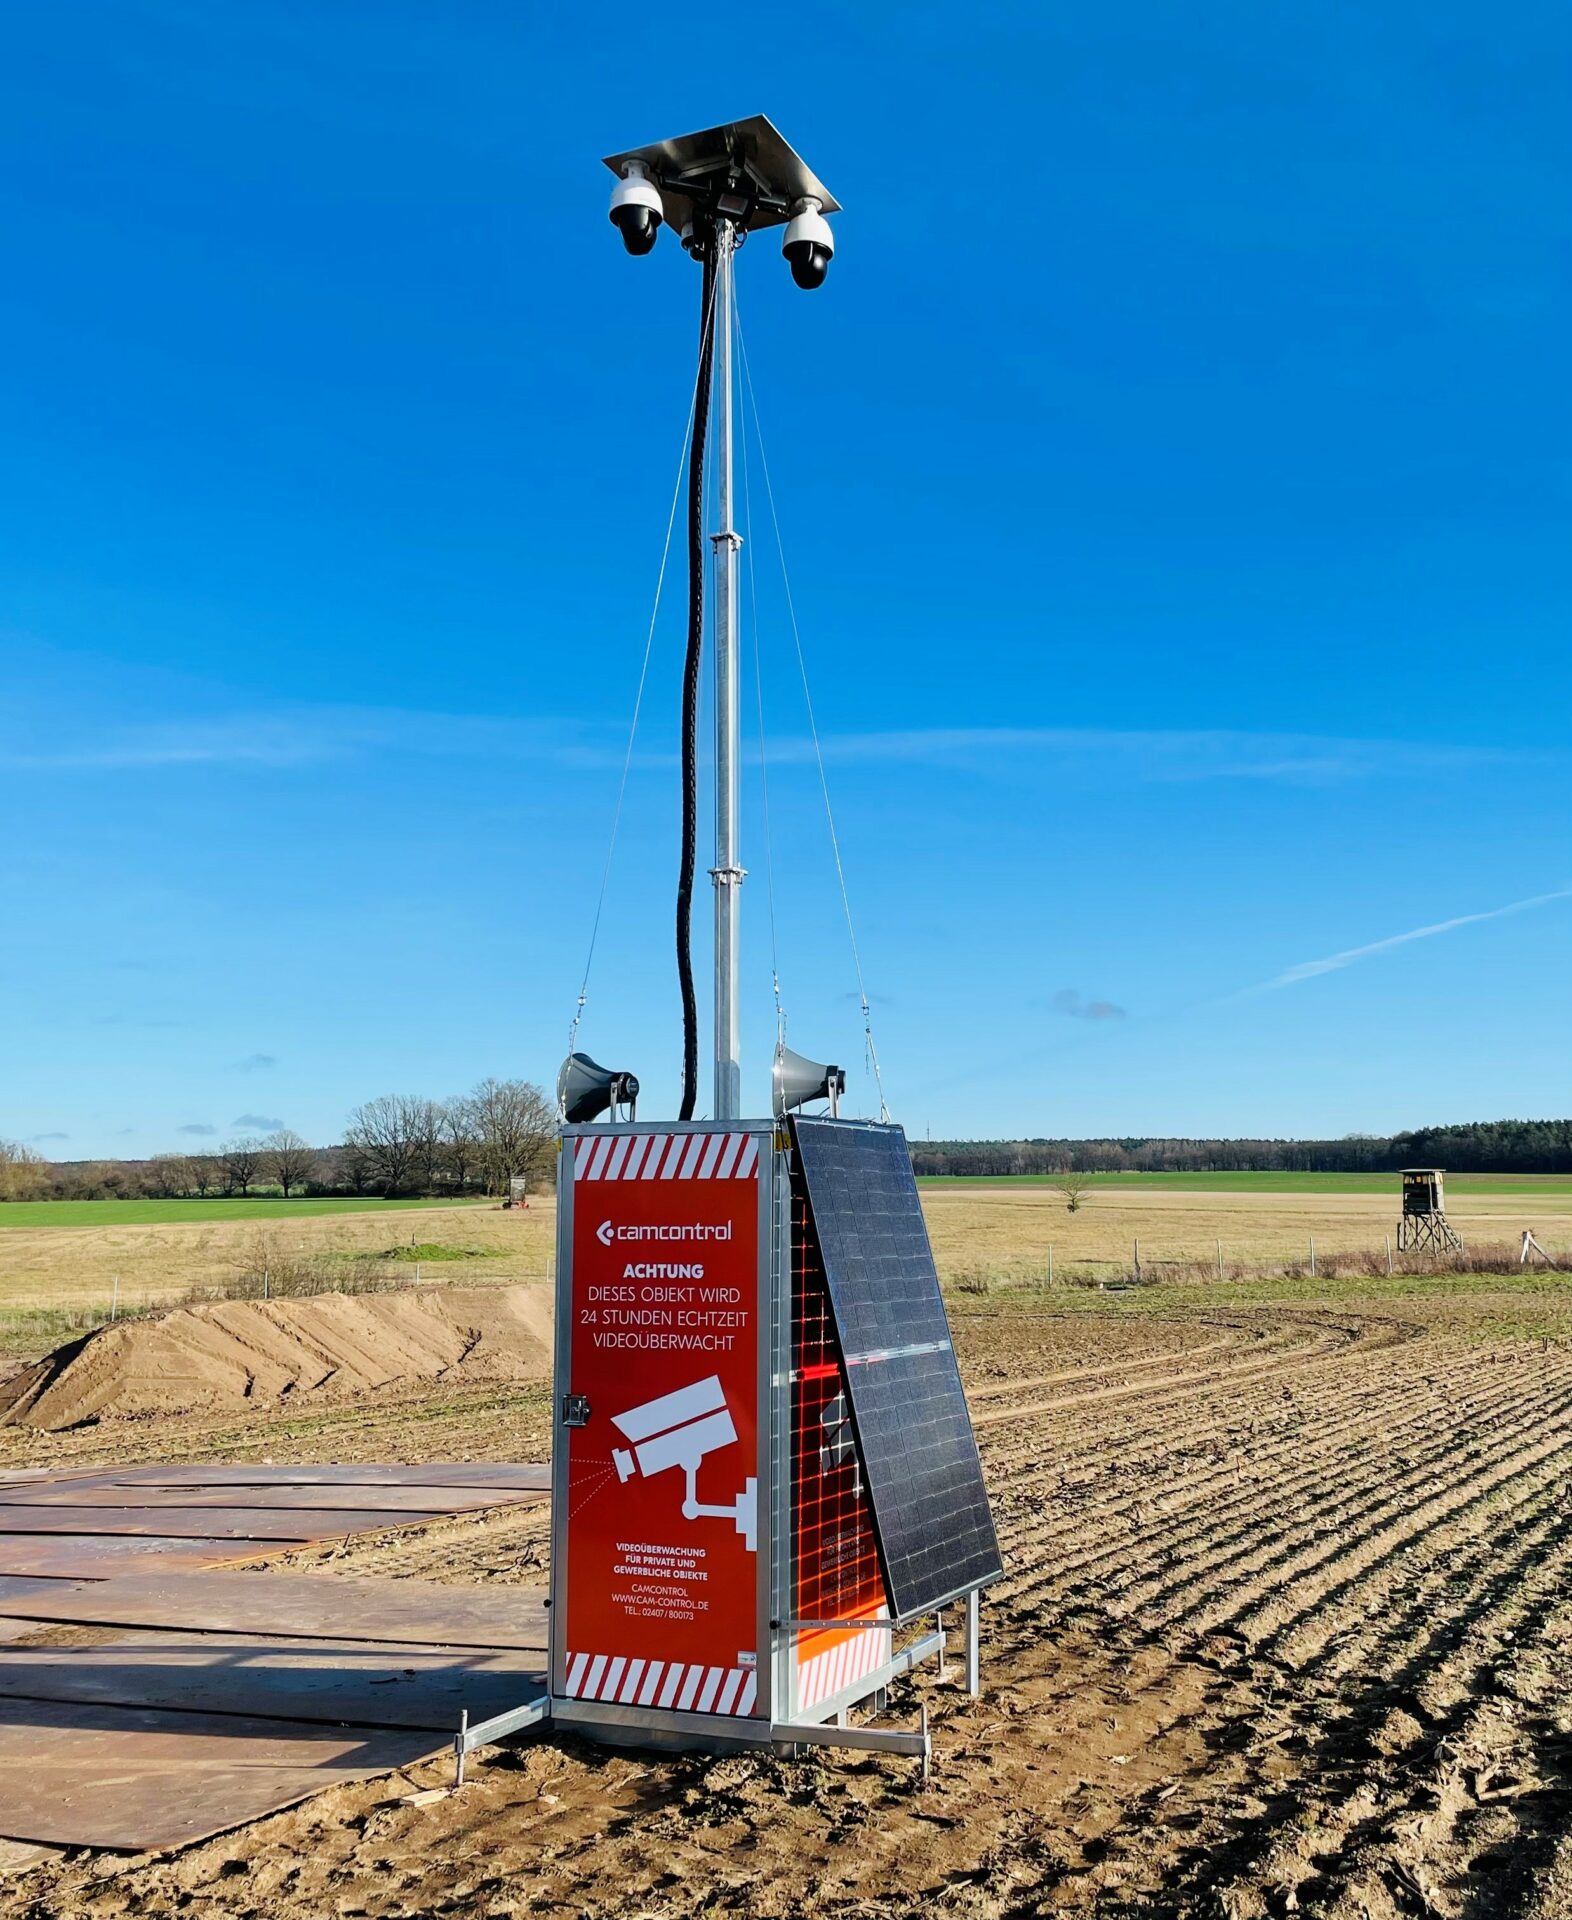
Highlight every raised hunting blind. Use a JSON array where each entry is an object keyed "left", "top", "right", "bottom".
[{"left": 1397, "top": 1168, "right": 1464, "bottom": 1255}]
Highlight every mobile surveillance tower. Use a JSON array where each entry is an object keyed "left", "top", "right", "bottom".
[{"left": 545, "top": 118, "right": 1002, "bottom": 1768}]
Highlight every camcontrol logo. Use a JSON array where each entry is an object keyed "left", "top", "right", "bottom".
[{"left": 595, "top": 1219, "right": 732, "bottom": 1245}]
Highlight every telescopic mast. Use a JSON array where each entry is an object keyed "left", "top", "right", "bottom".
[
  {"left": 709, "top": 217, "right": 742, "bottom": 1121},
  {"left": 603, "top": 116, "right": 839, "bottom": 1121}
]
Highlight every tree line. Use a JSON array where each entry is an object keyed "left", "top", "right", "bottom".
[
  {"left": 0, "top": 1078, "right": 557, "bottom": 1203},
  {"left": 911, "top": 1119, "right": 1572, "bottom": 1178},
  {"left": 11, "top": 1111, "right": 1572, "bottom": 1203}
]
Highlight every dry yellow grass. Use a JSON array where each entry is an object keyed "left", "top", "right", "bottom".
[
  {"left": 921, "top": 1183, "right": 1572, "bottom": 1282},
  {"left": 0, "top": 1201, "right": 556, "bottom": 1316},
  {"left": 3, "top": 1181, "right": 1567, "bottom": 1330}
]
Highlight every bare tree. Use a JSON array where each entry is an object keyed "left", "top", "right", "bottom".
[
  {"left": 339, "top": 1141, "right": 375, "bottom": 1195},
  {"left": 408, "top": 1099, "right": 448, "bottom": 1194},
  {"left": 1057, "top": 1171, "right": 1093, "bottom": 1213},
  {"left": 344, "top": 1096, "right": 421, "bottom": 1195},
  {"left": 220, "top": 1137, "right": 263, "bottom": 1196},
  {"left": 443, "top": 1096, "right": 479, "bottom": 1192},
  {"left": 265, "top": 1129, "right": 315, "bottom": 1199},
  {"left": 468, "top": 1078, "right": 555, "bottom": 1196},
  {"left": 0, "top": 1140, "right": 47, "bottom": 1202},
  {"left": 186, "top": 1153, "right": 220, "bottom": 1198},
  {"left": 147, "top": 1154, "right": 187, "bottom": 1199}
]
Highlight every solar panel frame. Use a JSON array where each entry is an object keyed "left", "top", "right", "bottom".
[{"left": 790, "top": 1117, "right": 1002, "bottom": 1622}]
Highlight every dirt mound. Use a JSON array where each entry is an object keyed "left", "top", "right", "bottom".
[{"left": 0, "top": 1286, "right": 553, "bottom": 1431}]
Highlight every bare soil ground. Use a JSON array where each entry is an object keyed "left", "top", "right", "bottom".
[
  {"left": 4, "top": 1273, "right": 1572, "bottom": 1916},
  {"left": 0, "top": 1285, "right": 553, "bottom": 1431}
]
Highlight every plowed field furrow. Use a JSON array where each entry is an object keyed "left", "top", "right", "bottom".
[
  {"left": 1390, "top": 1587, "right": 1572, "bottom": 1902},
  {"left": 978, "top": 1355, "right": 1395, "bottom": 1482},
  {"left": 975, "top": 1319, "right": 1420, "bottom": 1468},
  {"left": 968, "top": 1324, "right": 1296, "bottom": 1409},
  {"left": 964, "top": 1329, "right": 1254, "bottom": 1401},
  {"left": 975, "top": 1314, "right": 1332, "bottom": 1404},
  {"left": 988, "top": 1369, "right": 1569, "bottom": 1626},
  {"left": 978, "top": 1336, "right": 1343, "bottom": 1451},
  {"left": 991, "top": 1394, "right": 1447, "bottom": 1606},
  {"left": 1102, "top": 1377, "right": 1572, "bottom": 1635},
  {"left": 985, "top": 1358, "right": 1522, "bottom": 1595},
  {"left": 1277, "top": 1465, "right": 1571, "bottom": 1684},
  {"left": 1247, "top": 1462, "right": 1565, "bottom": 1706},
  {"left": 1190, "top": 1397, "right": 1572, "bottom": 1653},
  {"left": 971, "top": 1328, "right": 1355, "bottom": 1429},
  {"left": 1035, "top": 1469, "right": 1572, "bottom": 1917},
  {"left": 998, "top": 1374, "right": 1435, "bottom": 1551},
  {"left": 1193, "top": 1494, "right": 1572, "bottom": 1917},
  {"left": 986, "top": 1367, "right": 1418, "bottom": 1492},
  {"left": 1150, "top": 1420, "right": 1572, "bottom": 1668},
  {"left": 1074, "top": 1359, "right": 1558, "bottom": 1551}
]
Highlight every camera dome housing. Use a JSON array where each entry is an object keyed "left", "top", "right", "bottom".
[
  {"left": 782, "top": 197, "right": 834, "bottom": 289},
  {"left": 609, "top": 161, "right": 664, "bottom": 256}
]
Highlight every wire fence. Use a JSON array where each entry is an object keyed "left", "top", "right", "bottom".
[
  {"left": 947, "top": 1233, "right": 1571, "bottom": 1295},
  {"left": 6, "top": 1233, "right": 1569, "bottom": 1350}
]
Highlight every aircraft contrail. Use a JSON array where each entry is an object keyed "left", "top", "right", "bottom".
[{"left": 1258, "top": 887, "right": 1572, "bottom": 991}]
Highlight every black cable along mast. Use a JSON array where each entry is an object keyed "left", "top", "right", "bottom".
[
  {"left": 538, "top": 116, "right": 1002, "bottom": 1776},
  {"left": 561, "top": 116, "right": 840, "bottom": 1127}
]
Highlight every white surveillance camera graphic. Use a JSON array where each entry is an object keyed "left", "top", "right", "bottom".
[{"left": 610, "top": 1374, "right": 757, "bottom": 1552}]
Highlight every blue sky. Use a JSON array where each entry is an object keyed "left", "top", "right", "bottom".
[{"left": 2, "top": 1, "right": 1568, "bottom": 1156}]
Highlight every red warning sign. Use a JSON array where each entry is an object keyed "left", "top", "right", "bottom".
[{"left": 562, "top": 1130, "right": 762, "bottom": 1717}]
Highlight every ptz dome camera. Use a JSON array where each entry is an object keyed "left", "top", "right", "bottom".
[
  {"left": 782, "top": 196, "right": 834, "bottom": 289},
  {"left": 609, "top": 160, "right": 663, "bottom": 256}
]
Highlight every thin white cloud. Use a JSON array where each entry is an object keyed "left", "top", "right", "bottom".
[
  {"left": 1256, "top": 888, "right": 1572, "bottom": 991},
  {"left": 780, "top": 728, "right": 1516, "bottom": 784},
  {"left": 0, "top": 709, "right": 626, "bottom": 773},
  {"left": 0, "top": 708, "right": 1522, "bottom": 787}
]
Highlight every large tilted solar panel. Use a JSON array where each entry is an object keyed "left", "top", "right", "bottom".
[{"left": 791, "top": 1117, "right": 1003, "bottom": 1620}]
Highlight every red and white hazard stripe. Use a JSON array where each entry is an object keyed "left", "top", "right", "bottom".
[
  {"left": 572, "top": 1132, "right": 759, "bottom": 1183},
  {"left": 564, "top": 1651, "right": 758, "bottom": 1717},
  {"left": 795, "top": 1623, "right": 893, "bottom": 1712}
]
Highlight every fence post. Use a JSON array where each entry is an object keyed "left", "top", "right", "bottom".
[
  {"left": 263, "top": 1269, "right": 270, "bottom": 1301},
  {"left": 1047, "top": 1244, "right": 1053, "bottom": 1288},
  {"left": 1385, "top": 1234, "right": 1393, "bottom": 1275},
  {"left": 415, "top": 1261, "right": 423, "bottom": 1287},
  {"left": 1133, "top": 1237, "right": 1141, "bottom": 1283},
  {"left": 1309, "top": 1236, "right": 1316, "bottom": 1278},
  {"left": 1216, "top": 1238, "right": 1223, "bottom": 1280},
  {"left": 111, "top": 1275, "right": 119, "bottom": 1323}
]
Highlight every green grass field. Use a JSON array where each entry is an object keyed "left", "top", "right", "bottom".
[
  {"left": 0, "top": 1195, "right": 491, "bottom": 1230},
  {"left": 919, "top": 1170, "right": 1572, "bottom": 1197}
]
